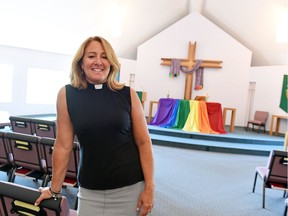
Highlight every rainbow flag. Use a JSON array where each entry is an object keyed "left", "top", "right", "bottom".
[{"left": 149, "top": 98, "right": 226, "bottom": 134}]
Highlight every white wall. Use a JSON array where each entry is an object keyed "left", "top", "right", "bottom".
[
  {"left": 118, "top": 58, "right": 137, "bottom": 86},
  {"left": 0, "top": 45, "right": 72, "bottom": 116},
  {"left": 0, "top": 45, "right": 137, "bottom": 117},
  {"left": 136, "top": 13, "right": 253, "bottom": 127},
  {"left": 249, "top": 65, "right": 288, "bottom": 133}
]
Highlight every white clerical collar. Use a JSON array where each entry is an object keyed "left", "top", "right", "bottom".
[{"left": 94, "top": 84, "right": 103, "bottom": 89}]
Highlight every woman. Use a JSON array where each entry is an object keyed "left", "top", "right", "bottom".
[{"left": 35, "top": 36, "right": 155, "bottom": 216}]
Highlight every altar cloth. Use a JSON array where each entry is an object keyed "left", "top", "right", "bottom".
[{"left": 149, "top": 98, "right": 226, "bottom": 134}]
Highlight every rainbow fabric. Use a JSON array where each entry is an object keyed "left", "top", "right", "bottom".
[{"left": 149, "top": 98, "right": 226, "bottom": 134}]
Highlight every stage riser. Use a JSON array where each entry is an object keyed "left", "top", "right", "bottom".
[
  {"left": 151, "top": 139, "right": 272, "bottom": 156},
  {"left": 148, "top": 128, "right": 283, "bottom": 146},
  {"left": 148, "top": 125, "right": 284, "bottom": 156}
]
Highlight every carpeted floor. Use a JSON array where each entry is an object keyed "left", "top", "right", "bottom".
[
  {"left": 0, "top": 144, "right": 286, "bottom": 216},
  {"left": 152, "top": 145, "right": 284, "bottom": 216}
]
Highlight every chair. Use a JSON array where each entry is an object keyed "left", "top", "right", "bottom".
[
  {"left": 0, "top": 132, "right": 13, "bottom": 181},
  {"left": 0, "top": 180, "right": 77, "bottom": 216},
  {"left": 39, "top": 137, "right": 79, "bottom": 187},
  {"left": 252, "top": 150, "right": 288, "bottom": 208},
  {"left": 39, "top": 137, "right": 79, "bottom": 209},
  {"left": 31, "top": 118, "right": 57, "bottom": 138},
  {"left": 246, "top": 111, "right": 268, "bottom": 133},
  {"left": 4, "top": 132, "right": 48, "bottom": 186},
  {"left": 9, "top": 116, "right": 34, "bottom": 135}
]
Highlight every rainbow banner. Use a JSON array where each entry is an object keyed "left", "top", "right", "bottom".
[{"left": 149, "top": 98, "right": 226, "bottom": 134}]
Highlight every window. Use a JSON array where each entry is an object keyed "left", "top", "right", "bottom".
[
  {"left": 26, "top": 68, "right": 69, "bottom": 104},
  {"left": 0, "top": 64, "right": 14, "bottom": 103}
]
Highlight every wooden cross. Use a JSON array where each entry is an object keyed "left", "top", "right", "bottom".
[{"left": 161, "top": 41, "right": 223, "bottom": 100}]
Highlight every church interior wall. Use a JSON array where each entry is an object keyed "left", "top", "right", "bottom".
[
  {"left": 0, "top": 45, "right": 72, "bottom": 115},
  {"left": 249, "top": 65, "right": 287, "bottom": 133},
  {"left": 136, "top": 13, "right": 254, "bottom": 128},
  {"left": 0, "top": 12, "right": 286, "bottom": 134}
]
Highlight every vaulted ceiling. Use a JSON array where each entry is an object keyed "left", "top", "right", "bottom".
[{"left": 0, "top": 0, "right": 287, "bottom": 66}]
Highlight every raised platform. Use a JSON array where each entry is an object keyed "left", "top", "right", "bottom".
[{"left": 148, "top": 125, "right": 285, "bottom": 156}]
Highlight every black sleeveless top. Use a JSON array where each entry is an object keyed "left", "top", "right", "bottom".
[{"left": 65, "top": 83, "right": 144, "bottom": 190}]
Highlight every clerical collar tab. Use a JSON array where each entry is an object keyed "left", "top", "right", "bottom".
[{"left": 94, "top": 84, "right": 103, "bottom": 89}]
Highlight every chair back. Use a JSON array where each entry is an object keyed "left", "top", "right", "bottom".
[
  {"left": 9, "top": 116, "right": 34, "bottom": 135},
  {"left": 5, "top": 132, "right": 46, "bottom": 181},
  {"left": 254, "top": 111, "right": 268, "bottom": 124},
  {"left": 39, "top": 137, "right": 79, "bottom": 187},
  {"left": 31, "top": 118, "right": 56, "bottom": 138},
  {"left": 0, "top": 180, "right": 75, "bottom": 216},
  {"left": 0, "top": 131, "right": 8, "bottom": 165},
  {"left": 0, "top": 132, "right": 13, "bottom": 176},
  {"left": 266, "top": 150, "right": 288, "bottom": 188}
]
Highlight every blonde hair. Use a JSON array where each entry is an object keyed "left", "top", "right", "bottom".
[{"left": 70, "top": 36, "right": 124, "bottom": 90}]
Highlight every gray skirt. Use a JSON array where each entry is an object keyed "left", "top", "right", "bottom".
[{"left": 77, "top": 181, "right": 144, "bottom": 216}]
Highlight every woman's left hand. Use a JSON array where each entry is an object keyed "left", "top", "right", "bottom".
[
  {"left": 137, "top": 187, "right": 154, "bottom": 216},
  {"left": 34, "top": 187, "right": 53, "bottom": 206}
]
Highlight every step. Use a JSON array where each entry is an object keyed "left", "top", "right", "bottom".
[
  {"left": 148, "top": 125, "right": 284, "bottom": 156},
  {"left": 148, "top": 125, "right": 284, "bottom": 145}
]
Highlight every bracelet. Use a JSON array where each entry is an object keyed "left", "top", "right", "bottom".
[{"left": 49, "top": 187, "right": 62, "bottom": 200}]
